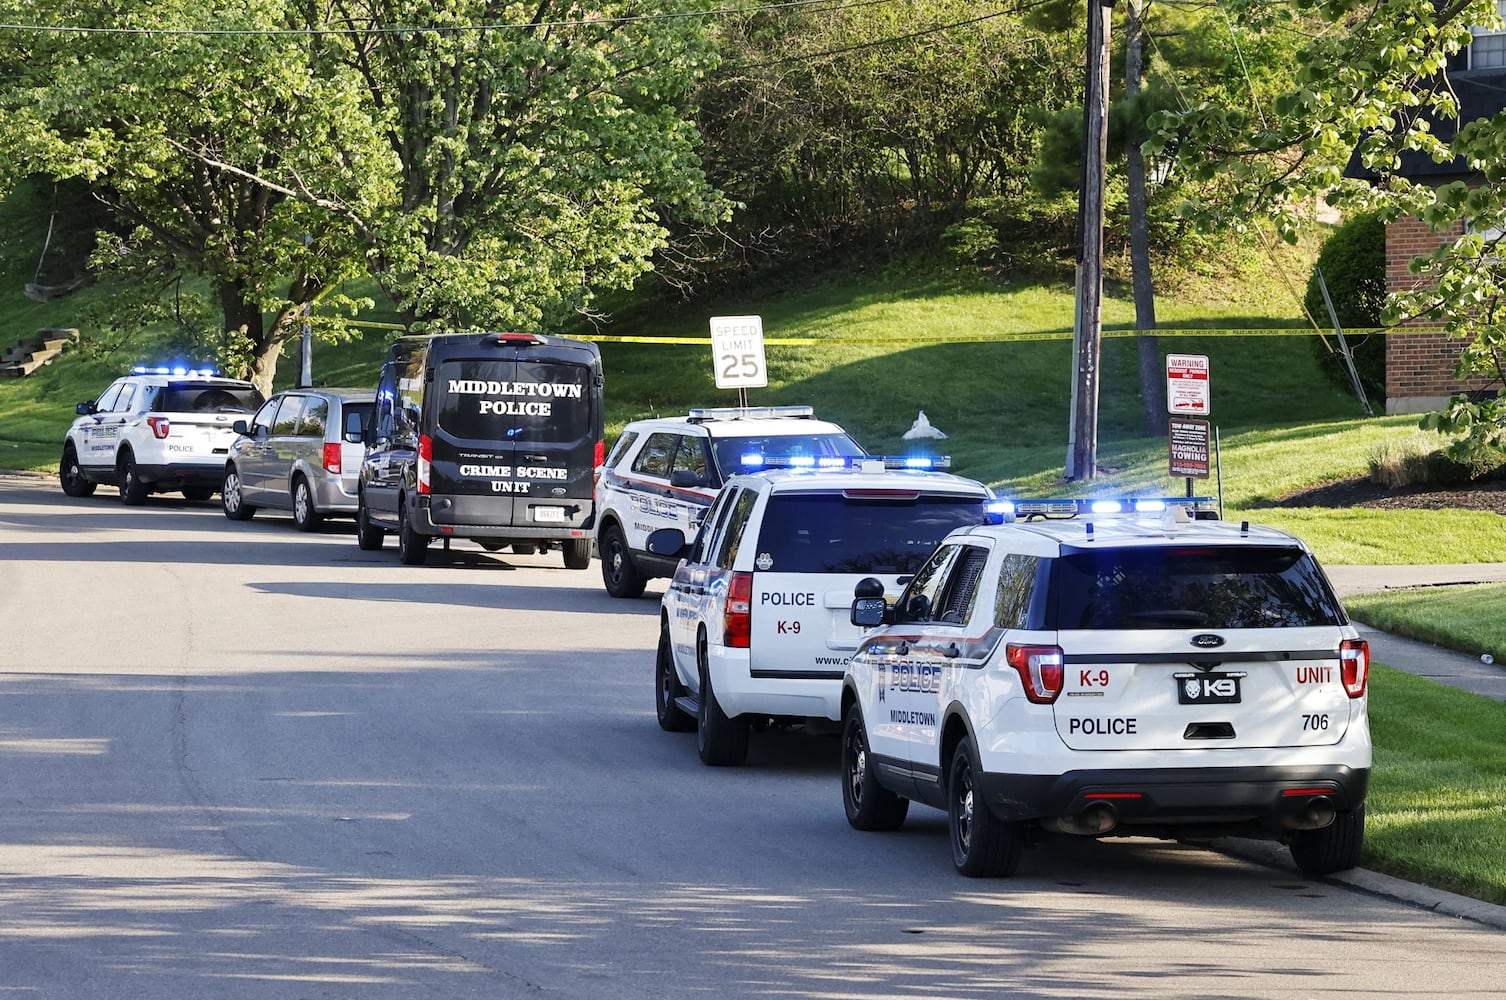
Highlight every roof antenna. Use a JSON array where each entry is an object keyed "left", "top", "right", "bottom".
[
  {"left": 1085, "top": 522, "right": 1095, "bottom": 541},
  {"left": 1240, "top": 520, "right": 1249, "bottom": 535}
]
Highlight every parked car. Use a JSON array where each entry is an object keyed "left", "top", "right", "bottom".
[
  {"left": 357, "top": 332, "right": 604, "bottom": 567},
  {"left": 594, "top": 406, "right": 865, "bottom": 598},
  {"left": 840, "top": 497, "right": 1371, "bottom": 878},
  {"left": 220, "top": 388, "right": 375, "bottom": 530},
  {"left": 60, "top": 366, "right": 264, "bottom": 504}
]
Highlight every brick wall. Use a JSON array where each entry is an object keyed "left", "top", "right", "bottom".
[{"left": 1384, "top": 215, "right": 1497, "bottom": 414}]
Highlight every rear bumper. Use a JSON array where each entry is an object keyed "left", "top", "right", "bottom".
[
  {"left": 308, "top": 472, "right": 360, "bottom": 513},
  {"left": 706, "top": 644, "right": 843, "bottom": 721},
  {"left": 975, "top": 764, "right": 1370, "bottom": 824},
  {"left": 136, "top": 461, "right": 228, "bottom": 488}
]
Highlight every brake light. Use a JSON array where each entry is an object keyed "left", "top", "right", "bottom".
[
  {"left": 147, "top": 416, "right": 171, "bottom": 439},
  {"left": 592, "top": 439, "right": 605, "bottom": 495},
  {"left": 417, "top": 434, "right": 432, "bottom": 495},
  {"left": 1006, "top": 644, "right": 1065, "bottom": 704},
  {"left": 1340, "top": 638, "right": 1369, "bottom": 698},
  {"left": 322, "top": 442, "right": 342, "bottom": 474},
  {"left": 724, "top": 572, "right": 753, "bottom": 648}
]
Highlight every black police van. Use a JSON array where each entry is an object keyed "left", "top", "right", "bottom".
[{"left": 356, "top": 332, "right": 605, "bottom": 567}]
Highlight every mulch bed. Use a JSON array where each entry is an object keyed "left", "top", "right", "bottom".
[{"left": 1251, "top": 476, "right": 1506, "bottom": 515}]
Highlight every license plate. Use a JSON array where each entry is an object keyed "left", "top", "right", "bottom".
[
  {"left": 1174, "top": 670, "right": 1245, "bottom": 705},
  {"left": 532, "top": 506, "right": 566, "bottom": 523}
]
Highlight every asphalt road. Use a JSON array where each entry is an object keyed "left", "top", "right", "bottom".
[{"left": 1, "top": 475, "right": 1502, "bottom": 999}]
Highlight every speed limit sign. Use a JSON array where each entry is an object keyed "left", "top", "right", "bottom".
[{"left": 709, "top": 315, "right": 768, "bottom": 389}]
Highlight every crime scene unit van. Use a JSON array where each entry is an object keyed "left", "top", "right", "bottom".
[
  {"left": 356, "top": 332, "right": 604, "bottom": 567},
  {"left": 647, "top": 456, "right": 995, "bottom": 766},
  {"left": 840, "top": 497, "right": 1371, "bottom": 879}
]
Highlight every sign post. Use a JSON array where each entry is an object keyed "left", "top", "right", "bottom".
[
  {"left": 709, "top": 315, "right": 768, "bottom": 406},
  {"left": 1166, "top": 354, "right": 1211, "bottom": 494}
]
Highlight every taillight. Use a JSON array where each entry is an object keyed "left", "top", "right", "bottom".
[
  {"left": 147, "top": 416, "right": 171, "bottom": 439},
  {"left": 322, "top": 442, "right": 342, "bottom": 474},
  {"left": 1006, "top": 644, "right": 1065, "bottom": 704},
  {"left": 592, "top": 439, "right": 605, "bottom": 495},
  {"left": 724, "top": 572, "right": 753, "bottom": 648},
  {"left": 417, "top": 434, "right": 432, "bottom": 495},
  {"left": 1340, "top": 638, "right": 1369, "bottom": 698}
]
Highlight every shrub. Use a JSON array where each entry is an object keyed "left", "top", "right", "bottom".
[
  {"left": 1368, "top": 431, "right": 1506, "bottom": 488},
  {"left": 1305, "top": 213, "right": 1387, "bottom": 407}
]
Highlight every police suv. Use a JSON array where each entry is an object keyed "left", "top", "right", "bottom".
[
  {"left": 60, "top": 366, "right": 264, "bottom": 505},
  {"left": 649, "top": 457, "right": 996, "bottom": 766},
  {"left": 839, "top": 498, "right": 1371, "bottom": 878},
  {"left": 594, "top": 406, "right": 864, "bottom": 598}
]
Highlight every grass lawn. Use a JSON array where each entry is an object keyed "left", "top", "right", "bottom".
[
  {"left": 1365, "top": 664, "right": 1506, "bottom": 905},
  {"left": 1346, "top": 585, "right": 1506, "bottom": 661}
]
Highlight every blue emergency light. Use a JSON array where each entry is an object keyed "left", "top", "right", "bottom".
[
  {"left": 739, "top": 454, "right": 952, "bottom": 472},
  {"left": 131, "top": 365, "right": 220, "bottom": 377},
  {"left": 991, "top": 495, "right": 1217, "bottom": 522}
]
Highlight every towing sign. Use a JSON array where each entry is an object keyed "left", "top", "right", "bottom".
[{"left": 1166, "top": 354, "right": 1210, "bottom": 415}]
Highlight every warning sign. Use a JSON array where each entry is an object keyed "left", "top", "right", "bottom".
[
  {"left": 1166, "top": 353, "right": 1211, "bottom": 415},
  {"left": 1169, "top": 418, "right": 1211, "bottom": 479}
]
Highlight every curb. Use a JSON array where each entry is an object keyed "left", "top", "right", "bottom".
[{"left": 1214, "top": 838, "right": 1506, "bottom": 931}]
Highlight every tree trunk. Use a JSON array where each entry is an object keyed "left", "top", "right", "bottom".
[{"left": 1126, "top": 0, "right": 1167, "bottom": 437}]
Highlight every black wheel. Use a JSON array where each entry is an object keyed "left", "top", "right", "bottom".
[
  {"left": 564, "top": 537, "right": 591, "bottom": 570},
  {"left": 182, "top": 485, "right": 215, "bottom": 503},
  {"left": 397, "top": 502, "right": 429, "bottom": 565},
  {"left": 1290, "top": 805, "right": 1366, "bottom": 876},
  {"left": 600, "top": 522, "right": 647, "bottom": 598},
  {"left": 59, "top": 445, "right": 95, "bottom": 497},
  {"left": 222, "top": 466, "right": 256, "bottom": 521},
  {"left": 948, "top": 736, "right": 1023, "bottom": 877},
  {"left": 356, "top": 495, "right": 385, "bottom": 550},
  {"left": 842, "top": 704, "right": 909, "bottom": 831},
  {"left": 697, "top": 645, "right": 749, "bottom": 766},
  {"left": 291, "top": 476, "right": 322, "bottom": 532},
  {"left": 655, "top": 624, "right": 695, "bottom": 732},
  {"left": 117, "top": 451, "right": 148, "bottom": 506}
]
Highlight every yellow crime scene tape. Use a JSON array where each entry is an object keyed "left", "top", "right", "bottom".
[{"left": 578, "top": 327, "right": 1404, "bottom": 346}]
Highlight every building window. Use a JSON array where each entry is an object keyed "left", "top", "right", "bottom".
[{"left": 1470, "top": 2, "right": 1506, "bottom": 69}]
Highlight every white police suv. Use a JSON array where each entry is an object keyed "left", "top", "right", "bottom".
[
  {"left": 60, "top": 366, "right": 264, "bottom": 505},
  {"left": 594, "top": 406, "right": 865, "bottom": 598},
  {"left": 649, "top": 457, "right": 996, "bottom": 766},
  {"left": 839, "top": 497, "right": 1371, "bottom": 878}
]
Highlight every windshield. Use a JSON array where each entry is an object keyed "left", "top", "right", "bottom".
[
  {"left": 1050, "top": 545, "right": 1346, "bottom": 630},
  {"left": 754, "top": 492, "right": 987, "bottom": 574}
]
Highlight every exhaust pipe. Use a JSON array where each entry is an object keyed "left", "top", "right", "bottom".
[
  {"left": 1280, "top": 795, "right": 1337, "bottom": 831},
  {"left": 1052, "top": 802, "right": 1118, "bottom": 836}
]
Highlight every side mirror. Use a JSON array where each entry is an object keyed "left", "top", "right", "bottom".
[
  {"left": 232, "top": 419, "right": 250, "bottom": 435},
  {"left": 851, "top": 576, "right": 889, "bottom": 628},
  {"left": 645, "top": 527, "right": 689, "bottom": 559},
  {"left": 76, "top": 401, "right": 97, "bottom": 416},
  {"left": 670, "top": 469, "right": 707, "bottom": 489}
]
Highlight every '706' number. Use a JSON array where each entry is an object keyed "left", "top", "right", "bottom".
[{"left": 1301, "top": 713, "right": 1330, "bottom": 731}]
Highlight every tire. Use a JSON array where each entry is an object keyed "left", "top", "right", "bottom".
[
  {"left": 356, "top": 495, "right": 385, "bottom": 550},
  {"left": 222, "top": 466, "right": 256, "bottom": 520},
  {"left": 600, "top": 522, "right": 647, "bottom": 598},
  {"left": 291, "top": 476, "right": 323, "bottom": 532},
  {"left": 842, "top": 704, "right": 909, "bottom": 831},
  {"left": 655, "top": 624, "right": 695, "bottom": 733},
  {"left": 948, "top": 735, "right": 1023, "bottom": 877},
  {"left": 1289, "top": 805, "right": 1366, "bottom": 876},
  {"left": 563, "top": 537, "right": 591, "bottom": 570},
  {"left": 59, "top": 445, "right": 95, "bottom": 498},
  {"left": 117, "top": 451, "right": 148, "bottom": 506},
  {"left": 397, "top": 502, "right": 430, "bottom": 565},
  {"left": 697, "top": 646, "right": 749, "bottom": 766},
  {"left": 182, "top": 485, "right": 215, "bottom": 503}
]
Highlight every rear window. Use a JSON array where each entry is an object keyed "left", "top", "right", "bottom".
[
  {"left": 1049, "top": 545, "right": 1345, "bottom": 630},
  {"left": 754, "top": 492, "right": 987, "bottom": 574},
  {"left": 155, "top": 384, "right": 264, "bottom": 413},
  {"left": 711, "top": 433, "right": 864, "bottom": 476},
  {"left": 341, "top": 401, "right": 374, "bottom": 439},
  {"left": 435, "top": 359, "right": 591, "bottom": 443}
]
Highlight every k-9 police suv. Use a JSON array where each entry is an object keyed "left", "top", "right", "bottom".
[
  {"left": 650, "top": 456, "right": 995, "bottom": 766},
  {"left": 60, "top": 366, "right": 264, "bottom": 505},
  {"left": 839, "top": 498, "right": 1371, "bottom": 878},
  {"left": 594, "top": 406, "right": 865, "bottom": 598}
]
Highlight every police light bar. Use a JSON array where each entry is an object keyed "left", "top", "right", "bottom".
[
  {"left": 131, "top": 365, "right": 220, "bottom": 377},
  {"left": 993, "top": 496, "right": 1217, "bottom": 521},
  {"left": 739, "top": 454, "right": 951, "bottom": 472},
  {"left": 687, "top": 405, "right": 814, "bottom": 423}
]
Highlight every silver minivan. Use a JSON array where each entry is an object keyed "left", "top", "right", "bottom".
[{"left": 221, "top": 388, "right": 375, "bottom": 531}]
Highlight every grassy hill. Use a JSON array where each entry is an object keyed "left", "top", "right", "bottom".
[{"left": 2, "top": 220, "right": 1501, "bottom": 566}]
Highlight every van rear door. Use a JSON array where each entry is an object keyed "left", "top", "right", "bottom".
[{"left": 429, "top": 342, "right": 600, "bottom": 531}]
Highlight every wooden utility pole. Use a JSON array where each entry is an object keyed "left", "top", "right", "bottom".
[{"left": 1068, "top": 0, "right": 1116, "bottom": 481}]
